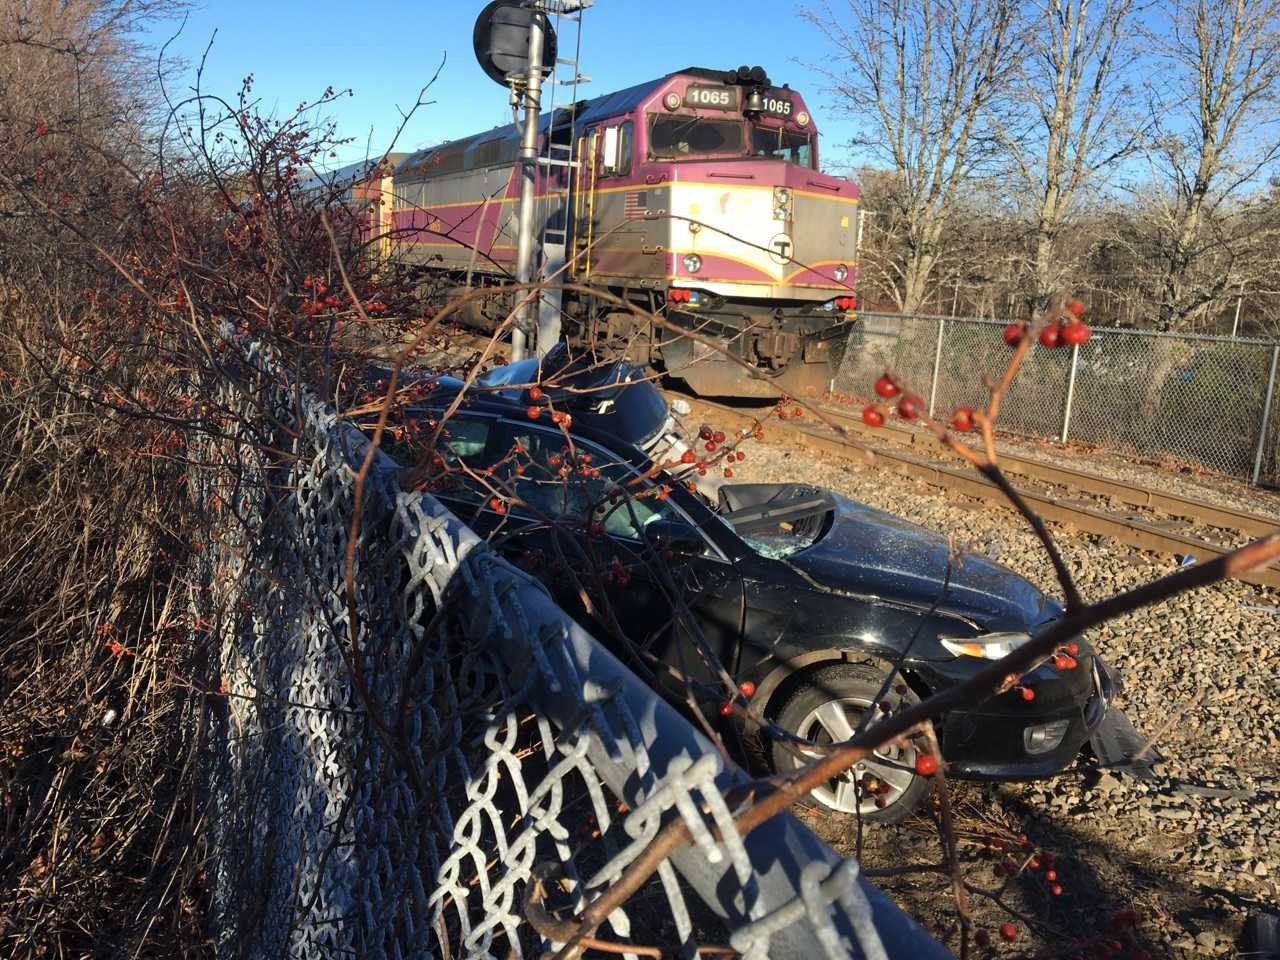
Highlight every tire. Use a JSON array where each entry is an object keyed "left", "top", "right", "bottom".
[{"left": 770, "top": 663, "right": 932, "bottom": 824}]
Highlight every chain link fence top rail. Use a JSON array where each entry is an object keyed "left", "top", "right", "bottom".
[
  {"left": 188, "top": 337, "right": 949, "bottom": 960},
  {"left": 837, "top": 313, "right": 1280, "bottom": 485}
]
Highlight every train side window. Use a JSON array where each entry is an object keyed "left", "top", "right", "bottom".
[
  {"left": 600, "top": 121, "right": 633, "bottom": 178},
  {"left": 615, "top": 121, "right": 633, "bottom": 176}
]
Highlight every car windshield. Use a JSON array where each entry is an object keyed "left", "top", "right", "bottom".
[
  {"left": 751, "top": 126, "right": 814, "bottom": 168},
  {"left": 712, "top": 482, "right": 833, "bottom": 559},
  {"left": 649, "top": 116, "right": 746, "bottom": 159}
]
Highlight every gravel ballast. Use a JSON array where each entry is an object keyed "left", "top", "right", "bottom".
[{"left": 722, "top": 433, "right": 1279, "bottom": 958}]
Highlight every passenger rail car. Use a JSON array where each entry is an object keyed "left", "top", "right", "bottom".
[{"left": 393, "top": 66, "right": 862, "bottom": 397}]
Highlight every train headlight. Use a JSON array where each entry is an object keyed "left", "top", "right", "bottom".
[
  {"left": 682, "top": 253, "right": 703, "bottom": 274},
  {"left": 796, "top": 110, "right": 810, "bottom": 127},
  {"left": 834, "top": 264, "right": 849, "bottom": 283},
  {"left": 664, "top": 92, "right": 681, "bottom": 111}
]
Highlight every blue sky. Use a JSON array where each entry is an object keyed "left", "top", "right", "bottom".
[{"left": 145, "top": 1, "right": 851, "bottom": 167}]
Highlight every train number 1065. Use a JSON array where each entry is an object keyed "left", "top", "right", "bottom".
[{"left": 683, "top": 85, "right": 739, "bottom": 110}]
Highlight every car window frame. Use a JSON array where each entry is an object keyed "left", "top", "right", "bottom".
[
  {"left": 497, "top": 419, "right": 730, "bottom": 563},
  {"left": 408, "top": 409, "right": 507, "bottom": 506}
]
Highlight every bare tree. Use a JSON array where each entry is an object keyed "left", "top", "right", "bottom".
[
  {"left": 1135, "top": 0, "right": 1280, "bottom": 328},
  {"left": 802, "top": 0, "right": 1024, "bottom": 313},
  {"left": 999, "top": 0, "right": 1142, "bottom": 303}
]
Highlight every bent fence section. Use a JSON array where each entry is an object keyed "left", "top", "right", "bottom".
[
  {"left": 839, "top": 313, "right": 1280, "bottom": 486},
  {"left": 188, "top": 340, "right": 948, "bottom": 959}
]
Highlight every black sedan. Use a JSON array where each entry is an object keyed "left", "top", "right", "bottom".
[{"left": 384, "top": 347, "right": 1120, "bottom": 822}]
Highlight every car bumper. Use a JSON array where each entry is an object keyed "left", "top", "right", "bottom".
[{"left": 941, "top": 656, "right": 1115, "bottom": 781}]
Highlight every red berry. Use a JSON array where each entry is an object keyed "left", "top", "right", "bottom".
[
  {"left": 526, "top": 405, "right": 541, "bottom": 420},
  {"left": 681, "top": 450, "right": 696, "bottom": 464},
  {"left": 1039, "top": 323, "right": 1063, "bottom": 348},
  {"left": 1067, "top": 298, "right": 1086, "bottom": 317},
  {"left": 699, "top": 426, "right": 713, "bottom": 441},
  {"left": 974, "top": 930, "right": 990, "bottom": 947},
  {"left": 1061, "top": 321, "right": 1091, "bottom": 346},
  {"left": 914, "top": 754, "right": 939, "bottom": 776},
  {"left": 529, "top": 386, "right": 543, "bottom": 400},
  {"left": 713, "top": 430, "right": 726, "bottom": 443},
  {"left": 739, "top": 680, "right": 756, "bottom": 697},
  {"left": 719, "top": 702, "right": 733, "bottom": 717},
  {"left": 1045, "top": 868, "right": 1057, "bottom": 881},
  {"left": 723, "top": 467, "right": 733, "bottom": 478},
  {"left": 1000, "top": 923, "right": 1018, "bottom": 942},
  {"left": 897, "top": 394, "right": 923, "bottom": 420},
  {"left": 792, "top": 407, "right": 803, "bottom": 418},
  {"left": 950, "top": 406, "right": 975, "bottom": 432},
  {"left": 1021, "top": 686, "right": 1036, "bottom": 701},
  {"left": 1050, "top": 883, "right": 1063, "bottom": 895},
  {"left": 1002, "top": 322, "right": 1025, "bottom": 346},
  {"left": 861, "top": 405, "right": 884, "bottom": 427},
  {"left": 874, "top": 374, "right": 899, "bottom": 399},
  {"left": 705, "top": 441, "right": 717, "bottom": 452},
  {"left": 735, "top": 450, "right": 745, "bottom": 461},
  {"left": 1066, "top": 641, "right": 1079, "bottom": 655}
]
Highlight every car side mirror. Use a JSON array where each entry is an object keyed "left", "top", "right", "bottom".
[{"left": 646, "top": 518, "right": 703, "bottom": 557}]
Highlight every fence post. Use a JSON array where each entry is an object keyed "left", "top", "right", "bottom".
[
  {"left": 1060, "top": 343, "right": 1080, "bottom": 443},
  {"left": 927, "top": 318, "right": 945, "bottom": 417},
  {"left": 1252, "top": 343, "right": 1280, "bottom": 485}
]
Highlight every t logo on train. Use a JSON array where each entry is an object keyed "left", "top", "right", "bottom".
[{"left": 316, "top": 65, "right": 862, "bottom": 398}]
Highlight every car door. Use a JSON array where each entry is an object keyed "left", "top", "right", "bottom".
[{"left": 495, "top": 418, "right": 746, "bottom": 693}]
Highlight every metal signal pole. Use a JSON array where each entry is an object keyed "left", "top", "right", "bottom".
[{"left": 510, "top": 13, "right": 545, "bottom": 362}]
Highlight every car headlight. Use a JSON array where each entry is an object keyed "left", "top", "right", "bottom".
[
  {"left": 682, "top": 253, "right": 702, "bottom": 274},
  {"left": 939, "top": 632, "right": 1032, "bottom": 660},
  {"left": 833, "top": 264, "right": 848, "bottom": 283}
]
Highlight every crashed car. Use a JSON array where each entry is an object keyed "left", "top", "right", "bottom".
[{"left": 386, "top": 346, "right": 1130, "bottom": 822}]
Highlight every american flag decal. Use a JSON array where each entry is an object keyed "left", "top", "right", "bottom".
[{"left": 623, "top": 190, "right": 648, "bottom": 220}]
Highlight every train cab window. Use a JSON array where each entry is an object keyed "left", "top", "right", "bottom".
[
  {"left": 751, "top": 126, "right": 814, "bottom": 168},
  {"left": 599, "top": 121, "right": 634, "bottom": 177},
  {"left": 649, "top": 116, "right": 745, "bottom": 159},
  {"left": 615, "top": 121, "right": 633, "bottom": 176}
]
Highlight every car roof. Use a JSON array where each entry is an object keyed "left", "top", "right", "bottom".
[{"left": 395, "top": 351, "right": 672, "bottom": 451}]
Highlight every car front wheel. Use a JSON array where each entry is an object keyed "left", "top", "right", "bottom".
[{"left": 770, "top": 663, "right": 932, "bottom": 824}]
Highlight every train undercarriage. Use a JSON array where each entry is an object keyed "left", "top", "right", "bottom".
[{"left": 429, "top": 273, "right": 856, "bottom": 398}]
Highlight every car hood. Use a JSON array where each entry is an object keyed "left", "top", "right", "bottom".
[{"left": 787, "top": 494, "right": 1060, "bottom": 632}]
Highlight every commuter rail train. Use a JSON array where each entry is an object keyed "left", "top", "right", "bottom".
[{"left": 326, "top": 66, "right": 862, "bottom": 397}]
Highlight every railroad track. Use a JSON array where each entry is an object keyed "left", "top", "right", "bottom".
[{"left": 674, "top": 395, "right": 1280, "bottom": 590}]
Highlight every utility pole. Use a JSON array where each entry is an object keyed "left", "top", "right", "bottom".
[{"left": 509, "top": 11, "right": 545, "bottom": 362}]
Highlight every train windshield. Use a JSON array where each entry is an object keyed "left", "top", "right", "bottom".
[
  {"left": 649, "top": 116, "right": 745, "bottom": 159},
  {"left": 751, "top": 126, "right": 815, "bottom": 168}
]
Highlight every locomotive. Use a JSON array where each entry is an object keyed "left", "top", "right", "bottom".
[{"left": 357, "top": 66, "right": 862, "bottom": 397}]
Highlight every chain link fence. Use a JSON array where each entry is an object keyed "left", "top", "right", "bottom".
[
  {"left": 187, "top": 336, "right": 948, "bottom": 959},
  {"left": 838, "top": 313, "right": 1280, "bottom": 486}
]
